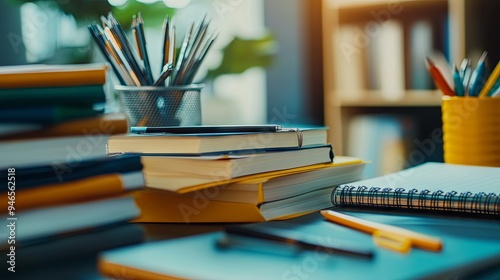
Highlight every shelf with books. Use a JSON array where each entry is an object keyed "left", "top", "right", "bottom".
[{"left": 322, "top": 0, "right": 498, "bottom": 174}]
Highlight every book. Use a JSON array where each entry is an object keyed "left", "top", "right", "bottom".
[
  {"left": 334, "top": 24, "right": 367, "bottom": 97},
  {"left": 98, "top": 211, "right": 500, "bottom": 280},
  {"left": 0, "top": 63, "right": 107, "bottom": 88},
  {"left": 0, "top": 123, "right": 41, "bottom": 136},
  {"left": 370, "top": 20, "right": 405, "bottom": 99},
  {"left": 331, "top": 162, "right": 500, "bottom": 215},
  {"left": 170, "top": 156, "right": 365, "bottom": 204},
  {"left": 141, "top": 145, "right": 333, "bottom": 192},
  {"left": 0, "top": 154, "right": 142, "bottom": 189},
  {"left": 133, "top": 186, "right": 335, "bottom": 223},
  {"left": 0, "top": 113, "right": 128, "bottom": 141},
  {"left": 409, "top": 20, "right": 433, "bottom": 90},
  {"left": 0, "top": 135, "right": 109, "bottom": 169},
  {"left": 107, "top": 127, "right": 328, "bottom": 155},
  {"left": 0, "top": 84, "right": 106, "bottom": 107},
  {"left": 0, "top": 196, "right": 140, "bottom": 246},
  {"left": 0, "top": 223, "right": 144, "bottom": 268},
  {"left": 0, "top": 105, "right": 103, "bottom": 124},
  {"left": 131, "top": 157, "right": 366, "bottom": 222},
  {"left": 0, "top": 171, "right": 144, "bottom": 212}
]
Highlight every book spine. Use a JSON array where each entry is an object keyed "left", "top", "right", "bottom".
[
  {"left": 0, "top": 171, "right": 144, "bottom": 212},
  {"left": 332, "top": 186, "right": 500, "bottom": 215},
  {"left": 0, "top": 85, "right": 106, "bottom": 106},
  {"left": 0, "top": 68, "right": 107, "bottom": 88}
]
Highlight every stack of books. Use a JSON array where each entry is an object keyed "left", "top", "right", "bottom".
[
  {"left": 0, "top": 64, "right": 146, "bottom": 276},
  {"left": 0, "top": 64, "right": 130, "bottom": 140},
  {"left": 107, "top": 126, "right": 367, "bottom": 222}
]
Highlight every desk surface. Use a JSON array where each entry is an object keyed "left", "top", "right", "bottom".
[{"left": 6, "top": 211, "right": 500, "bottom": 280}]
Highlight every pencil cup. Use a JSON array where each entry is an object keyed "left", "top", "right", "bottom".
[
  {"left": 441, "top": 96, "right": 500, "bottom": 167},
  {"left": 116, "top": 84, "right": 203, "bottom": 127}
]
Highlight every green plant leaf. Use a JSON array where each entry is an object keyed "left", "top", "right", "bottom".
[{"left": 207, "top": 32, "right": 277, "bottom": 78}]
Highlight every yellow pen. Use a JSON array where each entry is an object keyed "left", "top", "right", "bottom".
[{"left": 320, "top": 210, "right": 443, "bottom": 253}]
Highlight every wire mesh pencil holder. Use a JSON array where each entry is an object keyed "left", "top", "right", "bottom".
[{"left": 116, "top": 84, "right": 203, "bottom": 127}]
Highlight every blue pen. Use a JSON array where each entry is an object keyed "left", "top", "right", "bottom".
[
  {"left": 453, "top": 65, "right": 464, "bottom": 96},
  {"left": 468, "top": 51, "right": 488, "bottom": 96}
]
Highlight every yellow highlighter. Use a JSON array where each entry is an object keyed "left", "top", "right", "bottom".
[{"left": 320, "top": 210, "right": 443, "bottom": 253}]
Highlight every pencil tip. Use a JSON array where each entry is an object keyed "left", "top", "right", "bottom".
[{"left": 425, "top": 57, "right": 435, "bottom": 67}]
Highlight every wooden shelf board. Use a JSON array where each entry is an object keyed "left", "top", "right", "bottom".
[{"left": 333, "top": 90, "right": 442, "bottom": 107}]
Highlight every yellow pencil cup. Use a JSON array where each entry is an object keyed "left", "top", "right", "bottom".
[{"left": 442, "top": 96, "right": 500, "bottom": 167}]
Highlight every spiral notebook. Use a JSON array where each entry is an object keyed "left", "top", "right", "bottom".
[{"left": 332, "top": 162, "right": 500, "bottom": 215}]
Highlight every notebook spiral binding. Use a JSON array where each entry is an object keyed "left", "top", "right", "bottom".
[{"left": 333, "top": 186, "right": 500, "bottom": 215}]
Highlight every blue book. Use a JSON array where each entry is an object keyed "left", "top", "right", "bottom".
[
  {"left": 0, "top": 105, "right": 103, "bottom": 124},
  {"left": 0, "top": 84, "right": 106, "bottom": 107},
  {"left": 98, "top": 211, "right": 500, "bottom": 280},
  {"left": 0, "top": 154, "right": 143, "bottom": 190}
]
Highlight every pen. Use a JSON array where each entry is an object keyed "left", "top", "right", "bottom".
[
  {"left": 453, "top": 65, "right": 464, "bottom": 96},
  {"left": 469, "top": 51, "right": 488, "bottom": 96},
  {"left": 479, "top": 60, "right": 500, "bottom": 97},
  {"left": 425, "top": 57, "right": 455, "bottom": 96},
  {"left": 184, "top": 32, "right": 218, "bottom": 85},
  {"left": 160, "top": 15, "right": 171, "bottom": 73},
  {"left": 459, "top": 58, "right": 469, "bottom": 80},
  {"left": 135, "top": 12, "right": 154, "bottom": 85},
  {"left": 130, "top": 124, "right": 283, "bottom": 134},
  {"left": 172, "top": 22, "right": 195, "bottom": 85},
  {"left": 219, "top": 225, "right": 374, "bottom": 259},
  {"left": 321, "top": 210, "right": 443, "bottom": 253},
  {"left": 153, "top": 64, "right": 173, "bottom": 86},
  {"left": 459, "top": 58, "right": 471, "bottom": 95}
]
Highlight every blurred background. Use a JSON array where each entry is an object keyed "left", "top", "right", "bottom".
[
  {"left": 0, "top": 0, "right": 323, "bottom": 127},
  {"left": 1, "top": 0, "right": 499, "bottom": 177}
]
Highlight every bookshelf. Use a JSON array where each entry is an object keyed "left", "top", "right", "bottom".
[{"left": 322, "top": 0, "right": 499, "bottom": 170}]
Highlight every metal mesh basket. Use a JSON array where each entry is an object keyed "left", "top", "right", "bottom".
[{"left": 116, "top": 85, "right": 203, "bottom": 127}]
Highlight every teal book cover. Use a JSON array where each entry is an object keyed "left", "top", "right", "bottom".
[
  {"left": 0, "top": 84, "right": 105, "bottom": 106},
  {"left": 98, "top": 211, "right": 500, "bottom": 280},
  {"left": 0, "top": 105, "right": 103, "bottom": 124}
]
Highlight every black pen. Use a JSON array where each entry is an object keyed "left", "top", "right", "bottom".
[
  {"left": 130, "top": 124, "right": 283, "bottom": 134},
  {"left": 218, "top": 225, "right": 374, "bottom": 259}
]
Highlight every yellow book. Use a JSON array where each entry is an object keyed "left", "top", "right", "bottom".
[
  {"left": 0, "top": 171, "right": 144, "bottom": 212},
  {"left": 131, "top": 156, "right": 366, "bottom": 223},
  {"left": 0, "top": 63, "right": 107, "bottom": 88}
]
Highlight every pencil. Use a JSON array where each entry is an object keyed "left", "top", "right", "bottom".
[
  {"left": 321, "top": 210, "right": 443, "bottom": 252},
  {"left": 453, "top": 65, "right": 465, "bottom": 96},
  {"left": 103, "top": 26, "right": 141, "bottom": 86},
  {"left": 87, "top": 24, "right": 126, "bottom": 85},
  {"left": 107, "top": 13, "right": 147, "bottom": 85},
  {"left": 425, "top": 57, "right": 455, "bottom": 96},
  {"left": 136, "top": 12, "right": 154, "bottom": 85},
  {"left": 160, "top": 15, "right": 171, "bottom": 72},
  {"left": 479, "top": 60, "right": 500, "bottom": 97}
]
